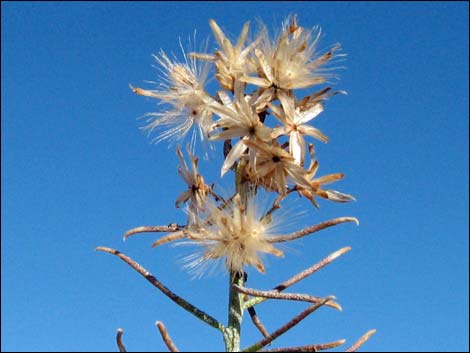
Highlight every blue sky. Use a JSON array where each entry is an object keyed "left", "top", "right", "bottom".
[{"left": 2, "top": 2, "right": 468, "bottom": 352}]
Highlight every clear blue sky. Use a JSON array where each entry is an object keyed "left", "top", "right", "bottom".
[{"left": 2, "top": 2, "right": 468, "bottom": 352}]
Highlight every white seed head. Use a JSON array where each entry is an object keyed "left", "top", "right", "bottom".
[{"left": 182, "top": 194, "right": 284, "bottom": 276}]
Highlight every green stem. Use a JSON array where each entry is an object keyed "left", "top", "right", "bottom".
[
  {"left": 224, "top": 272, "right": 245, "bottom": 351},
  {"left": 96, "top": 247, "right": 224, "bottom": 331}
]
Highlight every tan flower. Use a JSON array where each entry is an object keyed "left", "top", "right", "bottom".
[
  {"left": 131, "top": 49, "right": 213, "bottom": 147},
  {"left": 208, "top": 81, "right": 272, "bottom": 176},
  {"left": 190, "top": 19, "right": 260, "bottom": 90},
  {"left": 241, "top": 16, "right": 341, "bottom": 91},
  {"left": 244, "top": 139, "right": 313, "bottom": 196},
  {"left": 175, "top": 146, "right": 210, "bottom": 214},
  {"left": 184, "top": 193, "right": 284, "bottom": 275},
  {"left": 270, "top": 90, "right": 328, "bottom": 166},
  {"left": 297, "top": 144, "right": 355, "bottom": 208}
]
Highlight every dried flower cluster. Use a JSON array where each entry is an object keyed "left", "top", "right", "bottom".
[
  {"left": 99, "top": 15, "right": 375, "bottom": 353},
  {"left": 131, "top": 16, "right": 354, "bottom": 276}
]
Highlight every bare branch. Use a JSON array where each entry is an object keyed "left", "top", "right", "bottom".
[
  {"left": 151, "top": 231, "right": 187, "bottom": 248},
  {"left": 123, "top": 224, "right": 182, "bottom": 240},
  {"left": 234, "top": 285, "right": 341, "bottom": 311},
  {"left": 242, "top": 297, "right": 334, "bottom": 352},
  {"left": 269, "top": 217, "right": 358, "bottom": 243},
  {"left": 244, "top": 247, "right": 351, "bottom": 309},
  {"left": 262, "top": 338, "right": 346, "bottom": 352},
  {"left": 275, "top": 246, "right": 351, "bottom": 290},
  {"left": 96, "top": 246, "right": 224, "bottom": 331},
  {"left": 243, "top": 275, "right": 270, "bottom": 338},
  {"left": 247, "top": 306, "right": 270, "bottom": 338},
  {"left": 116, "top": 328, "right": 126, "bottom": 352},
  {"left": 156, "top": 321, "right": 180, "bottom": 352},
  {"left": 261, "top": 188, "right": 296, "bottom": 223},
  {"left": 345, "top": 329, "right": 377, "bottom": 352}
]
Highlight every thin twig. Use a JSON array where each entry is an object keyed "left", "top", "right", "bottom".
[
  {"left": 247, "top": 306, "right": 270, "bottom": 338},
  {"left": 208, "top": 186, "right": 228, "bottom": 205},
  {"left": 244, "top": 247, "right": 351, "bottom": 309},
  {"left": 234, "top": 285, "right": 341, "bottom": 311},
  {"left": 156, "top": 321, "right": 180, "bottom": 352},
  {"left": 269, "top": 217, "right": 358, "bottom": 243},
  {"left": 261, "top": 338, "right": 346, "bottom": 352},
  {"left": 275, "top": 247, "right": 352, "bottom": 291},
  {"left": 116, "top": 328, "right": 126, "bottom": 352},
  {"left": 242, "top": 296, "right": 334, "bottom": 352},
  {"left": 244, "top": 275, "right": 270, "bottom": 339},
  {"left": 345, "top": 329, "right": 377, "bottom": 352},
  {"left": 123, "top": 224, "right": 183, "bottom": 240},
  {"left": 151, "top": 231, "right": 187, "bottom": 248},
  {"left": 261, "top": 188, "right": 295, "bottom": 223},
  {"left": 96, "top": 246, "right": 224, "bottom": 331}
]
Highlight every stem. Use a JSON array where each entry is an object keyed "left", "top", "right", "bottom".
[
  {"left": 242, "top": 297, "right": 334, "bottom": 352},
  {"left": 268, "top": 217, "right": 359, "bottom": 243},
  {"left": 247, "top": 306, "right": 270, "bottom": 338},
  {"left": 345, "top": 329, "right": 377, "bottom": 352},
  {"left": 235, "top": 159, "right": 249, "bottom": 206},
  {"left": 233, "top": 284, "right": 342, "bottom": 311},
  {"left": 224, "top": 272, "right": 245, "bottom": 352},
  {"left": 224, "top": 158, "right": 249, "bottom": 351},
  {"left": 116, "top": 328, "right": 126, "bottom": 352},
  {"left": 244, "top": 247, "right": 351, "bottom": 309},
  {"left": 123, "top": 224, "right": 182, "bottom": 240},
  {"left": 156, "top": 321, "right": 180, "bottom": 352},
  {"left": 260, "top": 338, "right": 346, "bottom": 352},
  {"left": 96, "top": 246, "right": 224, "bottom": 331}
]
